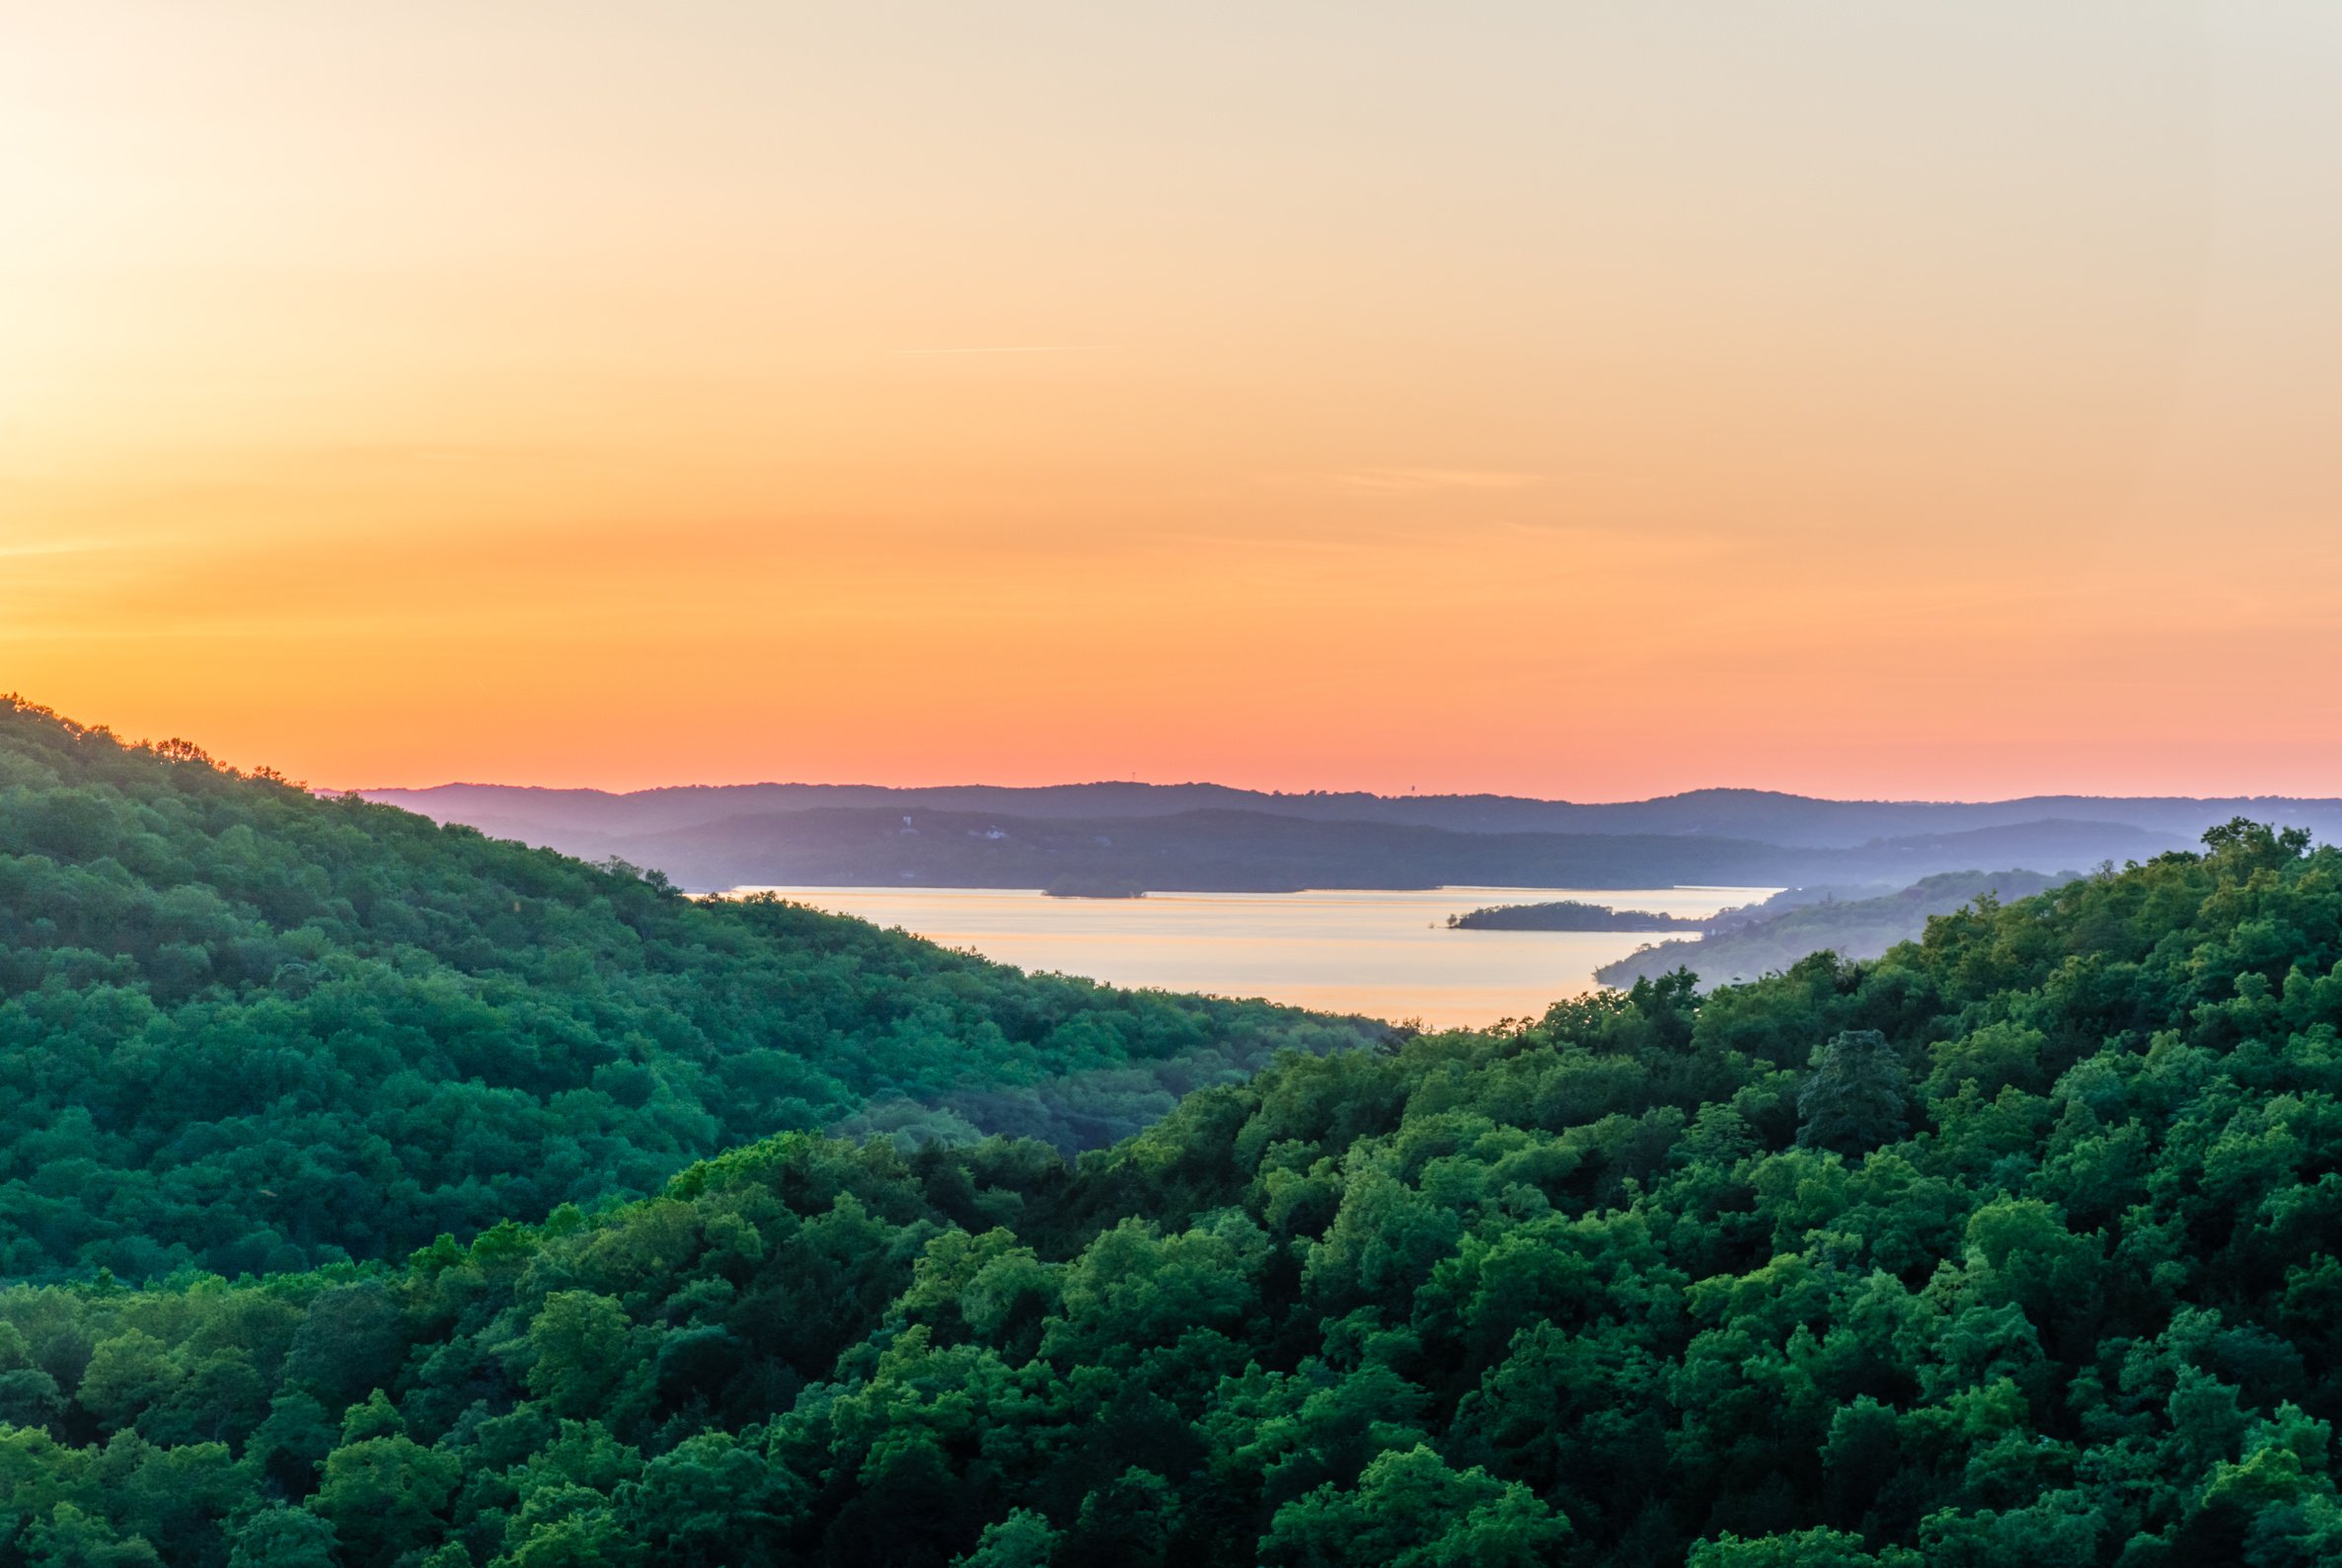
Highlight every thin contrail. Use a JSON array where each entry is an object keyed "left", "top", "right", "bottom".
[{"left": 883, "top": 344, "right": 1110, "bottom": 355}]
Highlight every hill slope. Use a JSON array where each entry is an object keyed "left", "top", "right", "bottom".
[
  {"left": 0, "top": 699, "right": 1376, "bottom": 1280},
  {"left": 370, "top": 779, "right": 2342, "bottom": 850},
  {"left": 9, "top": 821, "right": 2342, "bottom": 1565},
  {"left": 616, "top": 806, "right": 1823, "bottom": 892},
  {"left": 1594, "top": 868, "right": 2077, "bottom": 987},
  {"left": 375, "top": 793, "right": 2187, "bottom": 896}
]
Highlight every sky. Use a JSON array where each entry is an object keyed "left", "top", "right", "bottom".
[{"left": 5, "top": 2, "right": 2341, "bottom": 799}]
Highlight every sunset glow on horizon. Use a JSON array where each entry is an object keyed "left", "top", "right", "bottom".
[{"left": 7, "top": 3, "right": 2342, "bottom": 799}]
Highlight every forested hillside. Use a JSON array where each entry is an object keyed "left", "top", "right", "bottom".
[
  {"left": 8, "top": 820, "right": 2342, "bottom": 1565},
  {"left": 0, "top": 699, "right": 1374, "bottom": 1281},
  {"left": 1597, "top": 869, "right": 2075, "bottom": 989}
]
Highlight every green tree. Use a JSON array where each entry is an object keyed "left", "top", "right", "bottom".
[
  {"left": 1690, "top": 1528, "right": 1922, "bottom": 1567},
  {"left": 954, "top": 1511, "right": 1060, "bottom": 1568},
  {"left": 1061, "top": 1467, "right": 1180, "bottom": 1568},
  {"left": 310, "top": 1436, "right": 459, "bottom": 1566},
  {"left": 620, "top": 1430, "right": 796, "bottom": 1566},
  {"left": 226, "top": 1508, "right": 342, "bottom": 1568},
  {"left": 1797, "top": 1030, "right": 1908, "bottom": 1155},
  {"left": 526, "top": 1292, "right": 633, "bottom": 1417},
  {"left": 22, "top": 1505, "right": 163, "bottom": 1568},
  {"left": 1258, "top": 1444, "right": 1569, "bottom": 1568}
]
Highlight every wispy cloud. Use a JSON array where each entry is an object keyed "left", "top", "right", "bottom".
[
  {"left": 0, "top": 538, "right": 114, "bottom": 559},
  {"left": 882, "top": 344, "right": 1110, "bottom": 355},
  {"left": 1313, "top": 468, "right": 1547, "bottom": 494}
]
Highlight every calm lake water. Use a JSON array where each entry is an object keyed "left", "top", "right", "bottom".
[{"left": 731, "top": 885, "right": 1779, "bottom": 1029}]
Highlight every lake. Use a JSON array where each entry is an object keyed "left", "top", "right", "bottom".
[{"left": 730, "top": 884, "right": 1778, "bottom": 1028}]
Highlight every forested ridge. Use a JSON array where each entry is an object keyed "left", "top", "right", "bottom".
[
  {"left": 374, "top": 779, "right": 2342, "bottom": 857},
  {"left": 0, "top": 698, "right": 1374, "bottom": 1281},
  {"left": 416, "top": 800, "right": 2174, "bottom": 899},
  {"left": 1597, "top": 870, "right": 2075, "bottom": 989},
  {"left": 7, "top": 818, "right": 2342, "bottom": 1565}
]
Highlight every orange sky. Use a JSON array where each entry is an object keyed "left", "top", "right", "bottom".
[{"left": 6, "top": 4, "right": 2341, "bottom": 799}]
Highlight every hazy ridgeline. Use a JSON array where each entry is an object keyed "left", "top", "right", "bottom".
[
  {"left": 1591, "top": 869, "right": 2078, "bottom": 989},
  {"left": 369, "top": 779, "right": 2342, "bottom": 852},
  {"left": 365, "top": 781, "right": 2342, "bottom": 895},
  {"left": 5, "top": 697, "right": 2342, "bottom": 1564}
]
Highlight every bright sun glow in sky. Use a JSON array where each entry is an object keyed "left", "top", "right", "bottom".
[{"left": 5, "top": 2, "right": 2341, "bottom": 797}]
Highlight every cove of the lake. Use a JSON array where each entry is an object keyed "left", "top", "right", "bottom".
[{"left": 729, "top": 884, "right": 1780, "bottom": 1029}]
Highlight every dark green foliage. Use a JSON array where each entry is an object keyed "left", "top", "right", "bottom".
[
  {"left": 9, "top": 822, "right": 2342, "bottom": 1563},
  {"left": 0, "top": 699, "right": 1376, "bottom": 1280},
  {"left": 1796, "top": 1030, "right": 1909, "bottom": 1154}
]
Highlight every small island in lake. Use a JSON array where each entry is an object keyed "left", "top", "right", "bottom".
[
  {"left": 1446, "top": 898, "right": 1695, "bottom": 932},
  {"left": 1042, "top": 874, "right": 1149, "bottom": 899}
]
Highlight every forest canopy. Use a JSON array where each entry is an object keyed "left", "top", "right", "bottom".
[
  {"left": 4, "top": 814, "right": 2340, "bottom": 1565},
  {"left": 0, "top": 698, "right": 1376, "bottom": 1281}
]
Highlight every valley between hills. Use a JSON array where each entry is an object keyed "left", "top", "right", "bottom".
[{"left": 7, "top": 696, "right": 2342, "bottom": 1565}]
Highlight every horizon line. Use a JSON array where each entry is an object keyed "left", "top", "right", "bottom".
[{"left": 341, "top": 779, "right": 2342, "bottom": 809}]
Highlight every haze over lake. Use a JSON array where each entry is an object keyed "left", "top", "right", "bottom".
[{"left": 735, "top": 884, "right": 1779, "bottom": 1028}]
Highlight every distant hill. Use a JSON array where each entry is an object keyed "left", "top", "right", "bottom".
[
  {"left": 361, "top": 778, "right": 2230, "bottom": 893},
  {"left": 1595, "top": 868, "right": 2077, "bottom": 987},
  {"left": 0, "top": 698, "right": 1379, "bottom": 1279},
  {"left": 369, "top": 778, "right": 2342, "bottom": 853},
  {"left": 601, "top": 807, "right": 1822, "bottom": 893}
]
